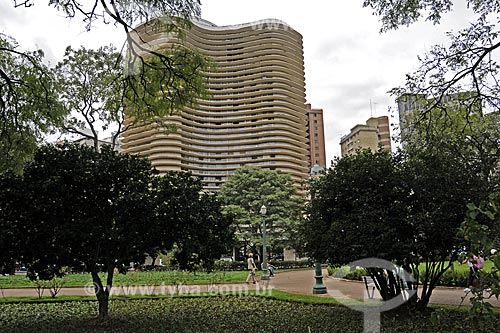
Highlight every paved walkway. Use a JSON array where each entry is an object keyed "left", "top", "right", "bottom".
[
  {"left": 1, "top": 269, "right": 499, "bottom": 307},
  {"left": 271, "top": 269, "right": 500, "bottom": 307}
]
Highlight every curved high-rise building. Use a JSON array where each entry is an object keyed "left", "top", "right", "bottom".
[{"left": 122, "top": 18, "right": 309, "bottom": 191}]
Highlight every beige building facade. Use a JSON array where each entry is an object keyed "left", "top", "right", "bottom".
[
  {"left": 122, "top": 18, "right": 310, "bottom": 191},
  {"left": 306, "top": 104, "right": 327, "bottom": 169},
  {"left": 340, "top": 116, "right": 391, "bottom": 156}
]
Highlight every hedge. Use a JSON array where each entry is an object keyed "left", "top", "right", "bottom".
[{"left": 214, "top": 260, "right": 313, "bottom": 271}]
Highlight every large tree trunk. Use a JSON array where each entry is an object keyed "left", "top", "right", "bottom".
[
  {"left": 415, "top": 261, "right": 451, "bottom": 310},
  {"left": 91, "top": 265, "right": 115, "bottom": 320}
]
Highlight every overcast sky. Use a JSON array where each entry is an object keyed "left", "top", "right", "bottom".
[{"left": 0, "top": 1, "right": 475, "bottom": 161}]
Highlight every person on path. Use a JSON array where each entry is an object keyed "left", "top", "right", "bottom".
[
  {"left": 261, "top": 260, "right": 275, "bottom": 277},
  {"left": 462, "top": 254, "right": 483, "bottom": 292},
  {"left": 268, "top": 263, "right": 275, "bottom": 277},
  {"left": 246, "top": 253, "right": 257, "bottom": 284}
]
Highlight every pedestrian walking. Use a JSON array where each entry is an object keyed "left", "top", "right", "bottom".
[
  {"left": 246, "top": 253, "right": 257, "bottom": 284},
  {"left": 462, "top": 254, "right": 484, "bottom": 292}
]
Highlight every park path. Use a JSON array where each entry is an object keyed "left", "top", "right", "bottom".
[
  {"left": 271, "top": 269, "right": 500, "bottom": 307},
  {"left": 2, "top": 269, "right": 499, "bottom": 307}
]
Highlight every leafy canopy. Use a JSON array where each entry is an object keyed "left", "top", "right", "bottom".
[
  {"left": 364, "top": 0, "right": 500, "bottom": 140},
  {"left": 304, "top": 146, "right": 489, "bottom": 309},
  {"left": 152, "top": 172, "right": 234, "bottom": 271},
  {"left": 0, "top": 34, "right": 65, "bottom": 173},
  {"left": 2, "top": 0, "right": 207, "bottom": 170},
  {"left": 55, "top": 43, "right": 209, "bottom": 151},
  {"left": 0, "top": 143, "right": 232, "bottom": 318},
  {"left": 218, "top": 166, "right": 305, "bottom": 256}
]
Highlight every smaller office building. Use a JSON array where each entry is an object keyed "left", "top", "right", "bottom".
[
  {"left": 339, "top": 116, "right": 391, "bottom": 157},
  {"left": 306, "top": 104, "right": 326, "bottom": 169}
]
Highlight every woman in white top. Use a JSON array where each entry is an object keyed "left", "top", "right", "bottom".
[{"left": 246, "top": 253, "right": 257, "bottom": 284}]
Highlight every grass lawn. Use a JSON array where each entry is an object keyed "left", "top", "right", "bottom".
[
  {"left": 418, "top": 260, "right": 495, "bottom": 274},
  {"left": 1, "top": 292, "right": 499, "bottom": 332},
  {"left": 0, "top": 270, "right": 251, "bottom": 288}
]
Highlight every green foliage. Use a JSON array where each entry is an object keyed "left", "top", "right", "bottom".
[
  {"left": 123, "top": 45, "right": 210, "bottom": 127},
  {"left": 213, "top": 260, "right": 311, "bottom": 272},
  {"left": 0, "top": 34, "right": 65, "bottom": 173},
  {"left": 45, "top": 0, "right": 201, "bottom": 30},
  {"left": 367, "top": 0, "right": 500, "bottom": 147},
  {"left": 304, "top": 146, "right": 488, "bottom": 309},
  {"left": 345, "top": 268, "right": 368, "bottom": 281},
  {"left": 329, "top": 261, "right": 499, "bottom": 287},
  {"left": 401, "top": 96, "right": 500, "bottom": 181},
  {"left": 304, "top": 149, "right": 406, "bottom": 263},
  {"left": 362, "top": 0, "right": 454, "bottom": 32},
  {"left": 0, "top": 172, "right": 23, "bottom": 274},
  {"left": 18, "top": 144, "right": 155, "bottom": 280},
  {"left": 55, "top": 45, "right": 125, "bottom": 149},
  {"left": 56, "top": 43, "right": 210, "bottom": 150},
  {"left": 2, "top": 296, "right": 500, "bottom": 332},
  {"left": 0, "top": 297, "right": 361, "bottom": 332},
  {"left": 436, "top": 267, "right": 468, "bottom": 287},
  {"left": 0, "top": 143, "right": 233, "bottom": 317},
  {"left": 460, "top": 193, "right": 500, "bottom": 322},
  {"left": 327, "top": 265, "right": 368, "bottom": 281},
  {"left": 151, "top": 172, "right": 235, "bottom": 271},
  {"left": 218, "top": 166, "right": 305, "bottom": 256},
  {"left": 3, "top": 1, "right": 208, "bottom": 170},
  {"left": 399, "top": 146, "right": 488, "bottom": 304},
  {"left": 0, "top": 270, "right": 250, "bottom": 288},
  {"left": 304, "top": 149, "right": 413, "bottom": 303}
]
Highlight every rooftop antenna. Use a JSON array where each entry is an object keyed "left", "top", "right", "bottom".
[{"left": 370, "top": 99, "right": 378, "bottom": 117}]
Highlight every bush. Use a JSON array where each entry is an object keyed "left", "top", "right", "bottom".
[
  {"left": 213, "top": 261, "right": 247, "bottom": 271},
  {"left": 435, "top": 268, "right": 468, "bottom": 287},
  {"left": 2, "top": 296, "right": 500, "bottom": 332},
  {"left": 270, "top": 260, "right": 312, "bottom": 270},
  {"left": 327, "top": 265, "right": 348, "bottom": 277},
  {"left": 345, "top": 268, "right": 367, "bottom": 281},
  {"left": 327, "top": 265, "right": 366, "bottom": 281},
  {"left": 214, "top": 260, "right": 312, "bottom": 271}
]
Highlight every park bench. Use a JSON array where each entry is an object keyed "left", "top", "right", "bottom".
[
  {"left": 362, "top": 276, "right": 377, "bottom": 299},
  {"left": 363, "top": 274, "right": 416, "bottom": 300}
]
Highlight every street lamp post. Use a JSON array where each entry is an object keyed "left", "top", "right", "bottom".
[
  {"left": 260, "top": 205, "right": 269, "bottom": 281},
  {"left": 312, "top": 261, "right": 327, "bottom": 294}
]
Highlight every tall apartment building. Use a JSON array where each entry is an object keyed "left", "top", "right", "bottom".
[
  {"left": 306, "top": 104, "right": 326, "bottom": 169},
  {"left": 397, "top": 92, "right": 480, "bottom": 143},
  {"left": 397, "top": 94, "right": 428, "bottom": 143},
  {"left": 122, "top": 18, "right": 310, "bottom": 191},
  {"left": 339, "top": 116, "right": 391, "bottom": 156}
]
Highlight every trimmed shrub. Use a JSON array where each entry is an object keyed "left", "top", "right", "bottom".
[
  {"left": 214, "top": 260, "right": 312, "bottom": 271},
  {"left": 436, "top": 268, "right": 468, "bottom": 287}
]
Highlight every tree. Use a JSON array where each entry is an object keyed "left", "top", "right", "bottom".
[
  {"left": 0, "top": 34, "right": 65, "bottom": 173},
  {"left": 304, "top": 150, "right": 410, "bottom": 301},
  {"left": 55, "top": 43, "right": 209, "bottom": 151},
  {"left": 217, "top": 166, "right": 305, "bottom": 260},
  {"left": 402, "top": 100, "right": 500, "bottom": 177},
  {"left": 54, "top": 45, "right": 125, "bottom": 150},
  {"left": 19, "top": 143, "right": 155, "bottom": 319},
  {"left": 0, "top": 143, "right": 233, "bottom": 319},
  {"left": 0, "top": 172, "right": 24, "bottom": 274},
  {"left": 363, "top": 1, "right": 500, "bottom": 132},
  {"left": 2, "top": 1, "right": 207, "bottom": 166},
  {"left": 151, "top": 172, "right": 234, "bottom": 271},
  {"left": 304, "top": 148, "right": 488, "bottom": 309},
  {"left": 400, "top": 146, "right": 488, "bottom": 309},
  {"left": 461, "top": 192, "right": 500, "bottom": 324}
]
